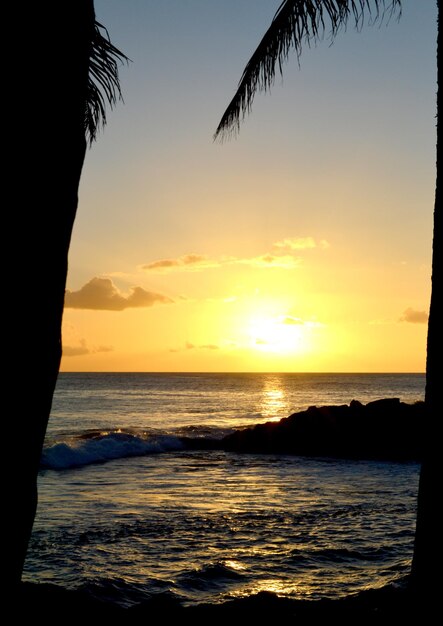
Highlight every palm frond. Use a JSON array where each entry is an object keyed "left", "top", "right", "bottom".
[
  {"left": 86, "top": 21, "right": 129, "bottom": 144},
  {"left": 214, "top": 0, "right": 401, "bottom": 140}
]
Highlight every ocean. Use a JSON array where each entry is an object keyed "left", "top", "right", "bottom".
[{"left": 23, "top": 372, "right": 424, "bottom": 608}]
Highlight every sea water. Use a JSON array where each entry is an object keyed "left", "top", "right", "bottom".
[{"left": 23, "top": 372, "right": 424, "bottom": 607}]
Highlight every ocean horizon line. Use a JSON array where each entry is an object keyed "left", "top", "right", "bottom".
[{"left": 58, "top": 370, "right": 425, "bottom": 375}]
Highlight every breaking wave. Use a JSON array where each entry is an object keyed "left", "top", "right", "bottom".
[{"left": 40, "top": 431, "right": 185, "bottom": 470}]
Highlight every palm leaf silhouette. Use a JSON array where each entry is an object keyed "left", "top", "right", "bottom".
[
  {"left": 215, "top": 0, "right": 401, "bottom": 140},
  {"left": 86, "top": 21, "right": 129, "bottom": 144}
]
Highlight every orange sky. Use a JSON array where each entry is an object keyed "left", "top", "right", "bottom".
[{"left": 61, "top": 0, "right": 436, "bottom": 372}]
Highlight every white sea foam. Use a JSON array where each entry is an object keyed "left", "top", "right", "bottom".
[{"left": 41, "top": 432, "right": 185, "bottom": 469}]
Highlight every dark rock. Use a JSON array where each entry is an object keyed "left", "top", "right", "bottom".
[{"left": 221, "top": 399, "right": 424, "bottom": 462}]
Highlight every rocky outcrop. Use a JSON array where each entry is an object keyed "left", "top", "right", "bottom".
[{"left": 221, "top": 398, "right": 424, "bottom": 461}]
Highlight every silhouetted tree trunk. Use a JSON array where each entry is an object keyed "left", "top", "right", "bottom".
[
  {"left": 7, "top": 1, "right": 94, "bottom": 590},
  {"left": 411, "top": 0, "right": 441, "bottom": 595}
]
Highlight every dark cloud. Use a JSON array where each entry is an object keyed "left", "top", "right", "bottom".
[
  {"left": 399, "top": 307, "right": 428, "bottom": 324},
  {"left": 65, "top": 277, "right": 172, "bottom": 311}
]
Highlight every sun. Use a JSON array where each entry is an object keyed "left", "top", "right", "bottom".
[{"left": 249, "top": 316, "right": 305, "bottom": 354}]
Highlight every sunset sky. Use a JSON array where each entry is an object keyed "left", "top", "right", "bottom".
[{"left": 61, "top": 0, "right": 437, "bottom": 373}]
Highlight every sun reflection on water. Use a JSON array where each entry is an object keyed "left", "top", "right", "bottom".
[
  {"left": 227, "top": 577, "right": 314, "bottom": 600},
  {"left": 260, "top": 376, "right": 290, "bottom": 422}
]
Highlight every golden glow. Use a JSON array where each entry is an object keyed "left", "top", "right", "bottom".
[
  {"left": 59, "top": 2, "right": 434, "bottom": 374},
  {"left": 223, "top": 559, "right": 246, "bottom": 571},
  {"left": 249, "top": 316, "right": 306, "bottom": 354},
  {"left": 228, "top": 578, "right": 313, "bottom": 599},
  {"left": 260, "top": 376, "right": 290, "bottom": 421},
  {"left": 61, "top": 256, "right": 428, "bottom": 373}
]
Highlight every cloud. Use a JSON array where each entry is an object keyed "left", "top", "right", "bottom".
[
  {"left": 279, "top": 315, "right": 324, "bottom": 327},
  {"left": 63, "top": 339, "right": 113, "bottom": 357},
  {"left": 143, "top": 250, "right": 303, "bottom": 273},
  {"left": 141, "top": 239, "right": 328, "bottom": 277},
  {"left": 399, "top": 307, "right": 428, "bottom": 324},
  {"left": 142, "top": 253, "right": 219, "bottom": 273},
  {"left": 273, "top": 237, "right": 330, "bottom": 250},
  {"left": 65, "top": 277, "right": 172, "bottom": 311},
  {"left": 171, "top": 342, "right": 220, "bottom": 353},
  {"left": 282, "top": 316, "right": 304, "bottom": 325},
  {"left": 242, "top": 254, "right": 301, "bottom": 269}
]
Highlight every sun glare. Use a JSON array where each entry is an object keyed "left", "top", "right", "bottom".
[{"left": 249, "top": 316, "right": 305, "bottom": 355}]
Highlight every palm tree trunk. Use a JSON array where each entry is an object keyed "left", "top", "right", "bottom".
[
  {"left": 411, "top": 0, "right": 441, "bottom": 597},
  {"left": 6, "top": 0, "right": 94, "bottom": 590}
]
